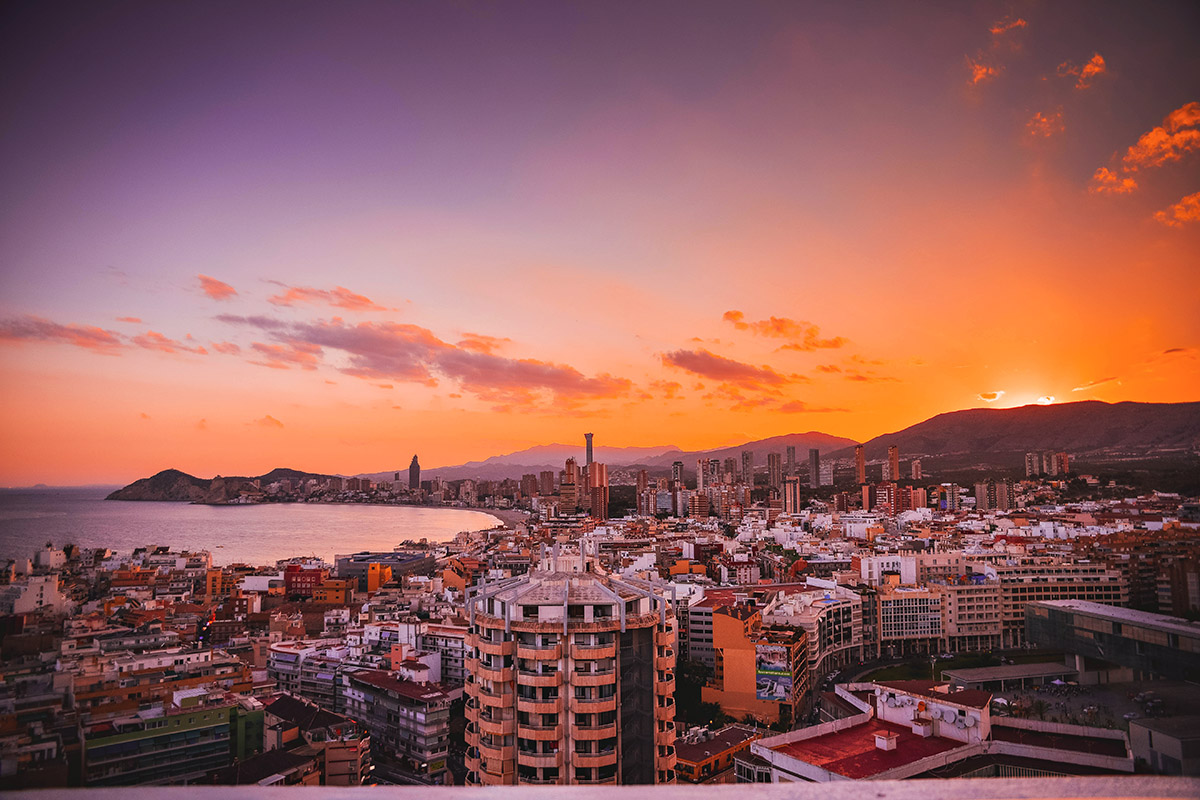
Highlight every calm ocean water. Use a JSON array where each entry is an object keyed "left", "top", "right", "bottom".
[{"left": 0, "top": 488, "right": 503, "bottom": 566}]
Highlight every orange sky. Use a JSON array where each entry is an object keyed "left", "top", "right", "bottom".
[{"left": 1, "top": 2, "right": 1198, "bottom": 485}]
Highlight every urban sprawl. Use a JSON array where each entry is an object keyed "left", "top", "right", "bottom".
[{"left": 3, "top": 438, "right": 1199, "bottom": 788}]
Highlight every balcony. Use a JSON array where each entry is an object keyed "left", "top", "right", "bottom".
[
  {"left": 657, "top": 744, "right": 675, "bottom": 759},
  {"left": 516, "top": 696, "right": 562, "bottom": 715},
  {"left": 517, "top": 749, "right": 563, "bottom": 769},
  {"left": 571, "top": 721, "right": 617, "bottom": 740},
  {"left": 571, "top": 750, "right": 617, "bottom": 769},
  {"left": 517, "top": 722, "right": 563, "bottom": 740},
  {"left": 571, "top": 695, "right": 617, "bottom": 714},
  {"left": 572, "top": 671, "right": 616, "bottom": 688},
  {"left": 477, "top": 740, "right": 515, "bottom": 763},
  {"left": 516, "top": 642, "right": 561, "bottom": 660},
  {"left": 478, "top": 664, "right": 514, "bottom": 683},
  {"left": 476, "top": 638, "right": 516, "bottom": 657},
  {"left": 517, "top": 670, "right": 563, "bottom": 687},
  {"left": 656, "top": 628, "right": 675, "bottom": 647},
  {"left": 572, "top": 642, "right": 617, "bottom": 660},
  {"left": 479, "top": 715, "right": 516, "bottom": 737}
]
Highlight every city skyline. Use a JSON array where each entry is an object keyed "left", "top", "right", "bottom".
[{"left": 2, "top": 1, "right": 1199, "bottom": 486}]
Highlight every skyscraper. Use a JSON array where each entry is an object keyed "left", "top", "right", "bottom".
[
  {"left": 910, "top": 459, "right": 922, "bottom": 481},
  {"left": 767, "top": 452, "right": 783, "bottom": 490},
  {"left": 589, "top": 462, "right": 610, "bottom": 520},
  {"left": 782, "top": 476, "right": 802, "bottom": 514},
  {"left": 409, "top": 455, "right": 420, "bottom": 490},
  {"left": 808, "top": 448, "right": 820, "bottom": 488},
  {"left": 585, "top": 432, "right": 594, "bottom": 466},
  {"left": 855, "top": 445, "right": 866, "bottom": 485},
  {"left": 887, "top": 445, "right": 899, "bottom": 484},
  {"left": 785, "top": 445, "right": 796, "bottom": 477},
  {"left": 539, "top": 470, "right": 556, "bottom": 496},
  {"left": 741, "top": 450, "right": 754, "bottom": 484},
  {"left": 671, "top": 461, "right": 684, "bottom": 488}
]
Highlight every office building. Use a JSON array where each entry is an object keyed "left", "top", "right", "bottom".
[
  {"left": 585, "top": 433, "right": 594, "bottom": 466},
  {"left": 855, "top": 446, "right": 866, "bottom": 485},
  {"left": 409, "top": 455, "right": 420, "bottom": 490},
  {"left": 767, "top": 453, "right": 783, "bottom": 491},
  {"left": 741, "top": 451, "right": 754, "bottom": 484},
  {"left": 808, "top": 449, "right": 820, "bottom": 488}
]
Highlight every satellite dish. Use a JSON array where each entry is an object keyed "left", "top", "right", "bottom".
[
  {"left": 955, "top": 719, "right": 966, "bottom": 729},
  {"left": 965, "top": 716, "right": 976, "bottom": 728}
]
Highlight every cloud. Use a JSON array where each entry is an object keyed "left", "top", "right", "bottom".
[
  {"left": 132, "top": 331, "right": 207, "bottom": 355},
  {"left": 843, "top": 371, "right": 899, "bottom": 383},
  {"left": 456, "top": 333, "right": 511, "bottom": 354},
  {"left": 1027, "top": 109, "right": 1065, "bottom": 138},
  {"left": 1121, "top": 102, "right": 1200, "bottom": 171},
  {"left": 0, "top": 315, "right": 125, "bottom": 354},
  {"left": 966, "top": 56, "right": 998, "bottom": 85},
  {"left": 649, "top": 380, "right": 682, "bottom": 399},
  {"left": 722, "top": 310, "right": 847, "bottom": 351},
  {"left": 1154, "top": 191, "right": 1200, "bottom": 227},
  {"left": 815, "top": 364, "right": 842, "bottom": 373},
  {"left": 211, "top": 341, "right": 241, "bottom": 355},
  {"left": 989, "top": 17, "right": 1027, "bottom": 35},
  {"left": 116, "top": 316, "right": 142, "bottom": 324},
  {"left": 1089, "top": 167, "right": 1138, "bottom": 195},
  {"left": 221, "top": 315, "right": 630, "bottom": 406},
  {"left": 198, "top": 275, "right": 238, "bottom": 301},
  {"left": 1163, "top": 347, "right": 1191, "bottom": 355},
  {"left": 249, "top": 341, "right": 322, "bottom": 370},
  {"left": 662, "top": 348, "right": 792, "bottom": 391},
  {"left": 255, "top": 415, "right": 284, "bottom": 428},
  {"left": 1072, "top": 376, "right": 1118, "bottom": 392},
  {"left": 1036, "top": 396, "right": 1056, "bottom": 405},
  {"left": 978, "top": 391, "right": 1005, "bottom": 402},
  {"left": 777, "top": 401, "right": 847, "bottom": 413},
  {"left": 267, "top": 283, "right": 388, "bottom": 311},
  {"left": 1057, "top": 53, "right": 1107, "bottom": 89}
]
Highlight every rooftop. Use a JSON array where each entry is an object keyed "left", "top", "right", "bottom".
[
  {"left": 1128, "top": 715, "right": 1200, "bottom": 740},
  {"left": 675, "top": 724, "right": 762, "bottom": 764},
  {"left": 1032, "top": 600, "right": 1200, "bottom": 638},
  {"left": 769, "top": 717, "right": 963, "bottom": 779},
  {"left": 876, "top": 681, "right": 993, "bottom": 710},
  {"left": 990, "top": 724, "right": 1128, "bottom": 758},
  {"left": 943, "top": 663, "right": 1079, "bottom": 683},
  {"left": 345, "top": 669, "right": 451, "bottom": 702}
]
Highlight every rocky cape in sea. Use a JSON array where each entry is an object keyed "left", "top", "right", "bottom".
[{"left": 106, "top": 468, "right": 331, "bottom": 503}]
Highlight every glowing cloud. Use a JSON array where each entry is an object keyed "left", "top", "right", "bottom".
[
  {"left": 1036, "top": 395, "right": 1056, "bottom": 405},
  {"left": 1058, "top": 54, "right": 1107, "bottom": 89},
  {"left": 211, "top": 341, "right": 241, "bottom": 355},
  {"left": 1089, "top": 167, "right": 1138, "bottom": 194},
  {"left": 989, "top": 17, "right": 1027, "bottom": 35},
  {"left": 966, "top": 56, "right": 998, "bottom": 85},
  {"left": 1154, "top": 191, "right": 1200, "bottom": 227},
  {"left": 116, "top": 316, "right": 142, "bottom": 324},
  {"left": 1122, "top": 101, "right": 1200, "bottom": 170},
  {"left": 0, "top": 315, "right": 124, "bottom": 354},
  {"left": 132, "top": 331, "right": 207, "bottom": 355},
  {"left": 978, "top": 391, "right": 1005, "bottom": 402},
  {"left": 249, "top": 341, "right": 323, "bottom": 370},
  {"left": 1072, "top": 376, "right": 1118, "bottom": 391},
  {"left": 254, "top": 415, "right": 284, "bottom": 428},
  {"left": 1027, "top": 109, "right": 1065, "bottom": 138},
  {"left": 456, "top": 333, "right": 511, "bottom": 354},
  {"left": 722, "top": 310, "right": 847, "bottom": 351},
  {"left": 662, "top": 348, "right": 791, "bottom": 391},
  {"left": 198, "top": 275, "right": 238, "bottom": 301},
  {"left": 267, "top": 284, "right": 388, "bottom": 311}
]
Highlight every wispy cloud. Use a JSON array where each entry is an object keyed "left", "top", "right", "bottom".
[
  {"left": 456, "top": 332, "right": 511, "bottom": 354},
  {"left": 1027, "top": 109, "right": 1065, "bottom": 138},
  {"left": 989, "top": 17, "right": 1027, "bottom": 36},
  {"left": 1036, "top": 395, "right": 1056, "bottom": 405},
  {"left": 1057, "top": 53, "right": 1107, "bottom": 89},
  {"left": 1089, "top": 166, "right": 1138, "bottom": 194},
  {"left": 1122, "top": 101, "right": 1200, "bottom": 170},
  {"left": 966, "top": 56, "right": 999, "bottom": 85},
  {"left": 249, "top": 341, "right": 322, "bottom": 370},
  {"left": 267, "top": 283, "right": 389, "bottom": 311},
  {"left": 116, "top": 316, "right": 142, "bottom": 324},
  {"left": 978, "top": 391, "right": 1005, "bottom": 402},
  {"left": 198, "top": 275, "right": 238, "bottom": 301},
  {"left": 662, "top": 348, "right": 793, "bottom": 391},
  {"left": 1072, "top": 377, "right": 1118, "bottom": 392},
  {"left": 1154, "top": 191, "right": 1200, "bottom": 227},
  {"left": 211, "top": 341, "right": 241, "bottom": 355},
  {"left": 254, "top": 415, "right": 284, "bottom": 428},
  {"left": 722, "top": 310, "right": 847, "bottom": 351},
  {"left": 0, "top": 315, "right": 125, "bottom": 354},
  {"left": 132, "top": 331, "right": 207, "bottom": 355}
]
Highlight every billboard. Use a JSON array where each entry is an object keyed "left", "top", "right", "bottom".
[{"left": 755, "top": 643, "right": 792, "bottom": 701}]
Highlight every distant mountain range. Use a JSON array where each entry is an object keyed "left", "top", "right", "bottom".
[
  {"left": 829, "top": 400, "right": 1200, "bottom": 464},
  {"left": 108, "top": 400, "right": 1199, "bottom": 498}
]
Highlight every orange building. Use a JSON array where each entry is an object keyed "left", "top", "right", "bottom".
[
  {"left": 701, "top": 604, "right": 808, "bottom": 726},
  {"left": 442, "top": 556, "right": 484, "bottom": 594},
  {"left": 314, "top": 578, "right": 354, "bottom": 605}
]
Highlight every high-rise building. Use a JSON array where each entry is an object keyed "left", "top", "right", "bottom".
[
  {"left": 589, "top": 463, "right": 610, "bottom": 520},
  {"left": 910, "top": 459, "right": 922, "bottom": 481},
  {"left": 464, "top": 569, "right": 678, "bottom": 786},
  {"left": 782, "top": 477, "right": 802, "bottom": 514},
  {"left": 636, "top": 469, "right": 649, "bottom": 496},
  {"left": 561, "top": 458, "right": 579, "bottom": 512},
  {"left": 521, "top": 474, "right": 539, "bottom": 498},
  {"left": 409, "top": 455, "right": 421, "bottom": 490},
  {"left": 808, "top": 449, "right": 820, "bottom": 488},
  {"left": 539, "top": 471, "right": 556, "bottom": 496},
  {"left": 854, "top": 445, "right": 865, "bottom": 485},
  {"left": 819, "top": 462, "right": 834, "bottom": 486},
  {"left": 585, "top": 433, "right": 594, "bottom": 466},
  {"left": 722, "top": 457, "right": 738, "bottom": 484},
  {"left": 785, "top": 445, "right": 796, "bottom": 477},
  {"left": 672, "top": 461, "right": 684, "bottom": 488},
  {"left": 766, "top": 453, "right": 783, "bottom": 490},
  {"left": 974, "top": 479, "right": 1015, "bottom": 512},
  {"left": 740, "top": 451, "right": 753, "bottom": 484},
  {"left": 1025, "top": 452, "right": 1042, "bottom": 477},
  {"left": 881, "top": 445, "right": 899, "bottom": 483}
]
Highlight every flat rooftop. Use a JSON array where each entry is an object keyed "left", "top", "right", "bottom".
[
  {"left": 675, "top": 724, "right": 761, "bottom": 764},
  {"left": 1032, "top": 600, "right": 1200, "bottom": 638},
  {"left": 770, "top": 718, "right": 963, "bottom": 779},
  {"left": 990, "top": 724, "right": 1128, "bottom": 758},
  {"left": 943, "top": 663, "right": 1078, "bottom": 682}
]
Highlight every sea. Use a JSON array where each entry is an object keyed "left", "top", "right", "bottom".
[{"left": 0, "top": 487, "right": 503, "bottom": 566}]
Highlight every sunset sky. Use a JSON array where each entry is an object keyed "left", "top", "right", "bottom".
[{"left": 1, "top": 1, "right": 1198, "bottom": 486}]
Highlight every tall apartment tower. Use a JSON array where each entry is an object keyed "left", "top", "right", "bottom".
[
  {"left": 540, "top": 471, "right": 557, "bottom": 496},
  {"left": 886, "top": 446, "right": 899, "bottom": 484},
  {"left": 671, "top": 461, "right": 684, "bottom": 488},
  {"left": 740, "top": 450, "right": 754, "bottom": 484},
  {"left": 782, "top": 476, "right": 802, "bottom": 514},
  {"left": 561, "top": 458, "right": 579, "bottom": 512},
  {"left": 767, "top": 452, "right": 783, "bottom": 490},
  {"left": 910, "top": 459, "right": 922, "bottom": 481},
  {"left": 785, "top": 445, "right": 796, "bottom": 477},
  {"left": 409, "top": 455, "right": 421, "bottom": 490},
  {"left": 464, "top": 569, "right": 678, "bottom": 786},
  {"left": 585, "top": 433, "right": 594, "bottom": 466},
  {"left": 855, "top": 445, "right": 866, "bottom": 485},
  {"left": 808, "top": 448, "right": 820, "bottom": 488},
  {"left": 588, "top": 463, "right": 610, "bottom": 520}
]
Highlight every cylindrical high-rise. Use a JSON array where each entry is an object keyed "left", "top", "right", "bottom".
[
  {"left": 584, "top": 433, "right": 594, "bottom": 466},
  {"left": 464, "top": 569, "right": 677, "bottom": 786}
]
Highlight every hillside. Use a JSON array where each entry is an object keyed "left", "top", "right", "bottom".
[
  {"left": 107, "top": 467, "right": 332, "bottom": 502},
  {"left": 828, "top": 401, "right": 1200, "bottom": 463}
]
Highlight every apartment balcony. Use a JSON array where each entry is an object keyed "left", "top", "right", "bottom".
[
  {"left": 655, "top": 650, "right": 675, "bottom": 671},
  {"left": 571, "top": 721, "right": 617, "bottom": 740},
  {"left": 572, "top": 671, "right": 616, "bottom": 688},
  {"left": 516, "top": 697, "right": 562, "bottom": 715},
  {"left": 476, "top": 767, "right": 513, "bottom": 786},
  {"left": 517, "top": 670, "right": 563, "bottom": 687},
  {"left": 478, "top": 664, "right": 514, "bottom": 683},
  {"left": 570, "top": 696, "right": 617, "bottom": 714},
  {"left": 477, "top": 639, "right": 516, "bottom": 657},
  {"left": 517, "top": 723, "right": 563, "bottom": 741},
  {"left": 655, "top": 696, "right": 675, "bottom": 719},
  {"left": 517, "top": 643, "right": 561, "bottom": 660},
  {"left": 571, "top": 750, "right": 617, "bottom": 770},
  {"left": 478, "top": 740, "right": 515, "bottom": 763},
  {"left": 655, "top": 726, "right": 675, "bottom": 746},
  {"left": 574, "top": 775, "right": 619, "bottom": 786},
  {"left": 656, "top": 628, "right": 676, "bottom": 647},
  {"left": 572, "top": 642, "right": 617, "bottom": 660},
  {"left": 658, "top": 767, "right": 677, "bottom": 783},
  {"left": 657, "top": 744, "right": 675, "bottom": 759},
  {"left": 477, "top": 685, "right": 516, "bottom": 706},
  {"left": 656, "top": 671, "right": 675, "bottom": 693},
  {"left": 479, "top": 715, "right": 516, "bottom": 737},
  {"left": 517, "top": 750, "right": 563, "bottom": 770}
]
